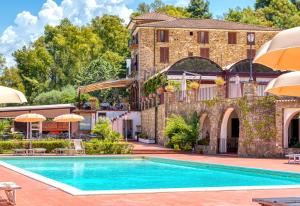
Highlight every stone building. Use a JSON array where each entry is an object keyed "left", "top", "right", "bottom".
[
  {"left": 126, "top": 13, "right": 300, "bottom": 157},
  {"left": 127, "top": 12, "right": 280, "bottom": 106}
]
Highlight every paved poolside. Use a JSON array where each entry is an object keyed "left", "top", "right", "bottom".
[{"left": 1, "top": 153, "right": 300, "bottom": 206}]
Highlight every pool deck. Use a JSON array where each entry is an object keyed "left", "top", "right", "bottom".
[{"left": 2, "top": 152, "right": 300, "bottom": 205}]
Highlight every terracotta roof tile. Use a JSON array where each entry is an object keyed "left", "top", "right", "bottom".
[
  {"left": 133, "top": 12, "right": 176, "bottom": 21},
  {"left": 138, "top": 18, "right": 280, "bottom": 31}
]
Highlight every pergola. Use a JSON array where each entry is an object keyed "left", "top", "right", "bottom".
[{"left": 78, "top": 78, "right": 134, "bottom": 94}]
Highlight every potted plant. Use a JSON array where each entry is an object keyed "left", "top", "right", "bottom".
[
  {"left": 88, "top": 97, "right": 98, "bottom": 110},
  {"left": 165, "top": 85, "right": 175, "bottom": 92},
  {"left": 189, "top": 81, "right": 200, "bottom": 90}
]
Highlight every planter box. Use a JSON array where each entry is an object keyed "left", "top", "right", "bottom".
[
  {"left": 195, "top": 145, "right": 210, "bottom": 154},
  {"left": 138, "top": 138, "right": 155, "bottom": 144}
]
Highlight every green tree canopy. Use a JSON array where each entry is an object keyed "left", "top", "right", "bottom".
[
  {"left": 0, "top": 68, "right": 25, "bottom": 93},
  {"left": 187, "top": 0, "right": 212, "bottom": 19},
  {"left": 0, "top": 54, "right": 5, "bottom": 71}
]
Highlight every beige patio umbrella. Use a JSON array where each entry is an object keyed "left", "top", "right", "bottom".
[
  {"left": 15, "top": 113, "right": 46, "bottom": 149},
  {"left": 54, "top": 114, "right": 84, "bottom": 140},
  {"left": 264, "top": 72, "right": 300, "bottom": 97},
  {"left": 254, "top": 27, "right": 300, "bottom": 70},
  {"left": 0, "top": 86, "right": 27, "bottom": 104}
]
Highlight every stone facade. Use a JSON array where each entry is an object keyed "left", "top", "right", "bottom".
[
  {"left": 140, "top": 86, "right": 300, "bottom": 157},
  {"left": 134, "top": 28, "right": 278, "bottom": 84}
]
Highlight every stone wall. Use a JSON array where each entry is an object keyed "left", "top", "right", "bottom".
[
  {"left": 142, "top": 90, "right": 285, "bottom": 157},
  {"left": 135, "top": 28, "right": 278, "bottom": 84}
]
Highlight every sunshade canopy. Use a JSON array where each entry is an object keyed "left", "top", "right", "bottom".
[
  {"left": 54, "top": 114, "right": 84, "bottom": 122},
  {"left": 78, "top": 78, "right": 134, "bottom": 93},
  {"left": 265, "top": 72, "right": 300, "bottom": 97},
  {"left": 15, "top": 113, "right": 46, "bottom": 123},
  {"left": 254, "top": 27, "right": 300, "bottom": 70},
  {"left": 0, "top": 86, "right": 27, "bottom": 104}
]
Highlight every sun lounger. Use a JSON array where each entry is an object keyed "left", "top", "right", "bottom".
[
  {"left": 285, "top": 154, "right": 300, "bottom": 164},
  {"left": 253, "top": 197, "right": 300, "bottom": 206},
  {"left": 73, "top": 139, "right": 85, "bottom": 154},
  {"left": 0, "top": 182, "right": 21, "bottom": 205},
  {"left": 13, "top": 149, "right": 27, "bottom": 156},
  {"left": 54, "top": 139, "right": 85, "bottom": 155},
  {"left": 33, "top": 148, "right": 46, "bottom": 155}
]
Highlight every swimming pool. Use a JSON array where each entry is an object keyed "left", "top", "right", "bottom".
[{"left": 1, "top": 156, "right": 300, "bottom": 195}]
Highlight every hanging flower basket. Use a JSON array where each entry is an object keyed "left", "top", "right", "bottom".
[
  {"left": 190, "top": 82, "right": 200, "bottom": 90},
  {"left": 156, "top": 87, "right": 165, "bottom": 95},
  {"left": 215, "top": 77, "right": 225, "bottom": 86},
  {"left": 165, "top": 85, "right": 175, "bottom": 92}
]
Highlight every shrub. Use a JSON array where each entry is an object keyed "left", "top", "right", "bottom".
[
  {"left": 0, "top": 120, "right": 11, "bottom": 135},
  {"left": 164, "top": 113, "right": 199, "bottom": 151},
  {"left": 84, "top": 139, "right": 133, "bottom": 154},
  {"left": 138, "top": 133, "right": 150, "bottom": 139},
  {"left": 92, "top": 119, "right": 122, "bottom": 141},
  {"left": 0, "top": 140, "right": 70, "bottom": 153}
]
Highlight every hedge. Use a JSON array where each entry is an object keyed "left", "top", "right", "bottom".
[
  {"left": 0, "top": 140, "right": 133, "bottom": 154},
  {"left": 0, "top": 140, "right": 70, "bottom": 153},
  {"left": 85, "top": 140, "right": 133, "bottom": 154}
]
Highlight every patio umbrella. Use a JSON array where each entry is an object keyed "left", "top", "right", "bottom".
[
  {"left": 254, "top": 27, "right": 300, "bottom": 70},
  {"left": 53, "top": 114, "right": 84, "bottom": 140},
  {"left": 235, "top": 75, "right": 242, "bottom": 98},
  {"left": 264, "top": 72, "right": 300, "bottom": 97},
  {"left": 15, "top": 113, "right": 46, "bottom": 149},
  {"left": 0, "top": 86, "right": 27, "bottom": 104}
]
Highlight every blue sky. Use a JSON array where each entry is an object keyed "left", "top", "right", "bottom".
[{"left": 0, "top": 0, "right": 255, "bottom": 66}]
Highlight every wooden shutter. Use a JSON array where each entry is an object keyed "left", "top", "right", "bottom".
[
  {"left": 203, "top": 31, "right": 209, "bottom": 44},
  {"left": 157, "top": 30, "right": 161, "bottom": 42},
  {"left": 247, "top": 49, "right": 256, "bottom": 59},
  {"left": 165, "top": 47, "right": 169, "bottom": 62},
  {"left": 165, "top": 30, "right": 169, "bottom": 42},
  {"left": 228, "top": 32, "right": 237, "bottom": 44},
  {"left": 160, "top": 47, "right": 169, "bottom": 63},
  {"left": 200, "top": 48, "right": 209, "bottom": 58},
  {"left": 198, "top": 31, "right": 209, "bottom": 44}
]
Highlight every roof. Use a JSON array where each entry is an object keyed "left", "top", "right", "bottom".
[
  {"left": 139, "top": 18, "right": 280, "bottom": 31},
  {"left": 0, "top": 104, "right": 75, "bottom": 112},
  {"left": 133, "top": 12, "right": 176, "bottom": 21},
  {"left": 78, "top": 78, "right": 134, "bottom": 94}
]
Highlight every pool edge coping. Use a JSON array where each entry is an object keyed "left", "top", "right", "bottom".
[{"left": 2, "top": 155, "right": 300, "bottom": 195}]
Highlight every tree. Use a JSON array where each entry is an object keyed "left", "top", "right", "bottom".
[
  {"left": 91, "top": 15, "right": 130, "bottom": 58},
  {"left": 0, "top": 68, "right": 25, "bottom": 93},
  {"left": 33, "top": 85, "right": 77, "bottom": 105},
  {"left": 225, "top": 7, "right": 272, "bottom": 27},
  {"left": 156, "top": 5, "right": 191, "bottom": 18},
  {"left": 137, "top": 2, "right": 151, "bottom": 13},
  {"left": 0, "top": 54, "right": 5, "bottom": 71},
  {"left": 150, "top": 0, "right": 165, "bottom": 11},
  {"left": 187, "top": 0, "right": 212, "bottom": 19},
  {"left": 225, "top": 0, "right": 300, "bottom": 29}
]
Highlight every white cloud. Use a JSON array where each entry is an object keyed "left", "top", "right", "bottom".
[{"left": 0, "top": 0, "right": 133, "bottom": 66}]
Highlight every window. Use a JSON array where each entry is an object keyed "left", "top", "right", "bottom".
[
  {"left": 228, "top": 32, "right": 237, "bottom": 44},
  {"left": 200, "top": 48, "right": 209, "bottom": 58},
  {"left": 188, "top": 52, "right": 193, "bottom": 57},
  {"left": 160, "top": 47, "right": 169, "bottom": 63},
  {"left": 190, "top": 31, "right": 193, "bottom": 36},
  {"left": 247, "top": 32, "right": 255, "bottom": 45},
  {"left": 157, "top": 30, "right": 169, "bottom": 42},
  {"left": 198, "top": 31, "right": 209, "bottom": 44},
  {"left": 247, "top": 49, "right": 256, "bottom": 59},
  {"left": 79, "top": 115, "right": 92, "bottom": 131}
]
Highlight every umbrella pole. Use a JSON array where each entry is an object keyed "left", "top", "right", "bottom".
[
  {"left": 68, "top": 122, "right": 71, "bottom": 140},
  {"left": 26, "top": 122, "right": 29, "bottom": 139},
  {"left": 30, "top": 122, "right": 32, "bottom": 149}
]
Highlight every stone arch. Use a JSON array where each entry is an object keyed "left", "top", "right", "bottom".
[
  {"left": 199, "top": 112, "right": 211, "bottom": 143},
  {"left": 219, "top": 106, "right": 241, "bottom": 154},
  {"left": 283, "top": 108, "right": 300, "bottom": 148}
]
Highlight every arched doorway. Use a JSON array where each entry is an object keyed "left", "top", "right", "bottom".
[
  {"left": 219, "top": 108, "right": 240, "bottom": 154},
  {"left": 284, "top": 108, "right": 300, "bottom": 148},
  {"left": 198, "top": 113, "right": 210, "bottom": 145}
]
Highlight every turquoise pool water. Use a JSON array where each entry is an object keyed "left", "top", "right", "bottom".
[{"left": 1, "top": 156, "right": 300, "bottom": 191}]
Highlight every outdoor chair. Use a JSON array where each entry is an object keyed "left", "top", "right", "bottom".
[
  {"left": 0, "top": 182, "right": 21, "bottom": 205},
  {"left": 73, "top": 139, "right": 85, "bottom": 154},
  {"left": 33, "top": 148, "right": 46, "bottom": 155},
  {"left": 285, "top": 153, "right": 300, "bottom": 164},
  {"left": 13, "top": 149, "right": 27, "bottom": 156}
]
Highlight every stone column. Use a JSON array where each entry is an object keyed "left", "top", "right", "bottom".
[{"left": 243, "top": 82, "right": 257, "bottom": 100}]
